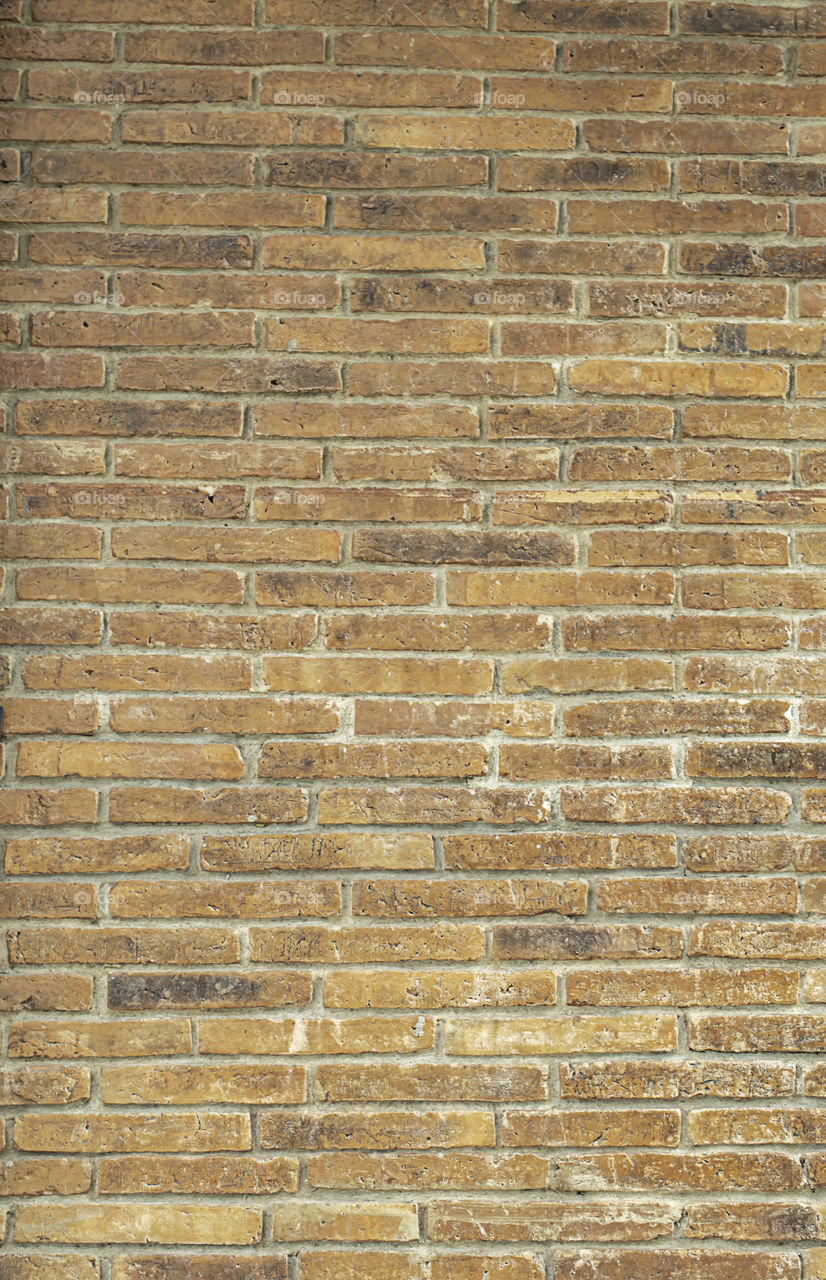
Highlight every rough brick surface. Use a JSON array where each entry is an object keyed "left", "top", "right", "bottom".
[{"left": 0, "top": 0, "right": 823, "bottom": 1274}]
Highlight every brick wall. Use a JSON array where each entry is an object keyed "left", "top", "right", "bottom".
[{"left": 2, "top": 1, "right": 826, "bottom": 1277}]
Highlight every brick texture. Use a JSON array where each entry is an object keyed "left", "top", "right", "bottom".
[{"left": 0, "top": 0, "right": 824, "bottom": 1275}]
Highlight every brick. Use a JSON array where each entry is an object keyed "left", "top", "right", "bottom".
[
  {"left": 263, "top": 71, "right": 481, "bottom": 109},
  {"left": 427, "top": 1198, "right": 679, "bottom": 1241},
  {"left": 254, "top": 401, "right": 476, "bottom": 438},
  {"left": 13, "top": 1111, "right": 250, "bottom": 1152},
  {"left": 108, "top": 880, "right": 340, "bottom": 918},
  {"left": 28, "top": 72, "right": 250, "bottom": 106},
  {"left": 306, "top": 1152, "right": 549, "bottom": 1191},
  {"left": 200, "top": 833, "right": 433, "bottom": 872},
  {"left": 256, "top": 570, "right": 435, "bottom": 607},
  {"left": 17, "top": 567, "right": 244, "bottom": 605},
  {"left": 587, "top": 529, "right": 789, "bottom": 566},
  {"left": 122, "top": 112, "right": 338, "bottom": 146},
  {"left": 336, "top": 30, "right": 555, "bottom": 67},
  {"left": 111, "top": 1263, "right": 284, "bottom": 1280},
  {"left": 272, "top": 0, "right": 484, "bottom": 18},
  {"left": 7, "top": 1019, "right": 192, "bottom": 1057},
  {"left": 272, "top": 1202, "right": 417, "bottom": 1243},
  {"left": 16, "top": 741, "right": 244, "bottom": 780},
  {"left": 109, "top": 787, "right": 308, "bottom": 825},
  {"left": 356, "top": 115, "right": 572, "bottom": 151},
  {"left": 198, "top": 1017, "right": 436, "bottom": 1055},
  {"left": 552, "top": 1251, "right": 800, "bottom": 1280},
  {"left": 109, "top": 696, "right": 334, "bottom": 735},
  {"left": 331, "top": 446, "right": 559, "bottom": 482},
  {"left": 492, "top": 924, "right": 681, "bottom": 961},
  {"left": 684, "top": 1202, "right": 825, "bottom": 1240},
  {"left": 335, "top": 195, "right": 558, "bottom": 232},
  {"left": 0, "top": 789, "right": 97, "bottom": 826},
  {"left": 260, "top": 1109, "right": 494, "bottom": 1149},
  {"left": 5, "top": 836, "right": 188, "bottom": 875},
  {"left": 564, "top": 699, "right": 789, "bottom": 736},
  {"left": 447, "top": 571, "right": 675, "bottom": 608},
  {"left": 8, "top": 930, "right": 238, "bottom": 966},
  {"left": 571, "top": 446, "right": 790, "bottom": 484},
  {"left": 567, "top": 967, "right": 798, "bottom": 1006},
  {"left": 321, "top": 969, "right": 557, "bottom": 1009},
  {"left": 263, "top": 656, "right": 492, "bottom": 694},
  {"left": 258, "top": 741, "right": 488, "bottom": 779},
  {"left": 265, "top": 152, "right": 487, "bottom": 191},
  {"left": 14, "top": 1204, "right": 262, "bottom": 1245},
  {"left": 317, "top": 787, "right": 551, "bottom": 825},
  {"left": 262, "top": 234, "right": 485, "bottom": 271},
  {"left": 108, "top": 615, "right": 318, "bottom": 654},
  {"left": 444, "top": 1014, "right": 678, "bottom": 1055},
  {"left": 123, "top": 28, "right": 323, "bottom": 63},
  {"left": 101, "top": 1065, "right": 304, "bottom": 1106},
  {"left": 0, "top": 883, "right": 97, "bottom": 918},
  {"left": 0, "top": 699, "right": 100, "bottom": 736},
  {"left": 0, "top": 1257, "right": 98, "bottom": 1279},
  {"left": 120, "top": 191, "right": 323, "bottom": 227},
  {"left": 352, "top": 878, "right": 586, "bottom": 917},
  {"left": 488, "top": 404, "right": 673, "bottom": 439},
  {"left": 325, "top": 613, "right": 552, "bottom": 652},
  {"left": 444, "top": 833, "right": 676, "bottom": 870},
  {"left": 29, "top": 232, "right": 252, "bottom": 269},
  {"left": 691, "top": 923, "right": 826, "bottom": 960},
  {"left": 563, "top": 614, "right": 790, "bottom": 651},
  {"left": 22, "top": 655, "right": 250, "bottom": 689},
  {"left": 99, "top": 1155, "right": 298, "bottom": 1195},
  {"left": 0, "top": 976, "right": 93, "bottom": 1011},
  {"left": 560, "top": 786, "right": 791, "bottom": 825},
  {"left": 502, "top": 1108, "right": 678, "bottom": 1148},
  {"left": 110, "top": 527, "right": 340, "bottom": 563},
  {"left": 107, "top": 971, "right": 312, "bottom": 1010},
  {"left": 568, "top": 359, "right": 787, "bottom": 397},
  {"left": 1, "top": 1067, "right": 85, "bottom": 1107},
  {"left": 17, "top": 481, "right": 245, "bottom": 521},
  {"left": 688, "top": 1107, "right": 826, "bottom": 1145},
  {"left": 313, "top": 1064, "right": 547, "bottom": 1102},
  {"left": 353, "top": 699, "right": 555, "bottom": 737},
  {"left": 587, "top": 280, "right": 787, "bottom": 316},
  {"left": 253, "top": 487, "right": 482, "bottom": 524},
  {"left": 499, "top": 744, "right": 673, "bottom": 780},
  {"left": 249, "top": 925, "right": 485, "bottom": 964},
  {"left": 559, "top": 1061, "right": 794, "bottom": 1100},
  {"left": 501, "top": 657, "right": 673, "bottom": 692},
  {"left": 689, "top": 1014, "right": 826, "bottom": 1052},
  {"left": 115, "top": 357, "right": 340, "bottom": 394},
  {"left": 16, "top": 398, "right": 243, "bottom": 437}
]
